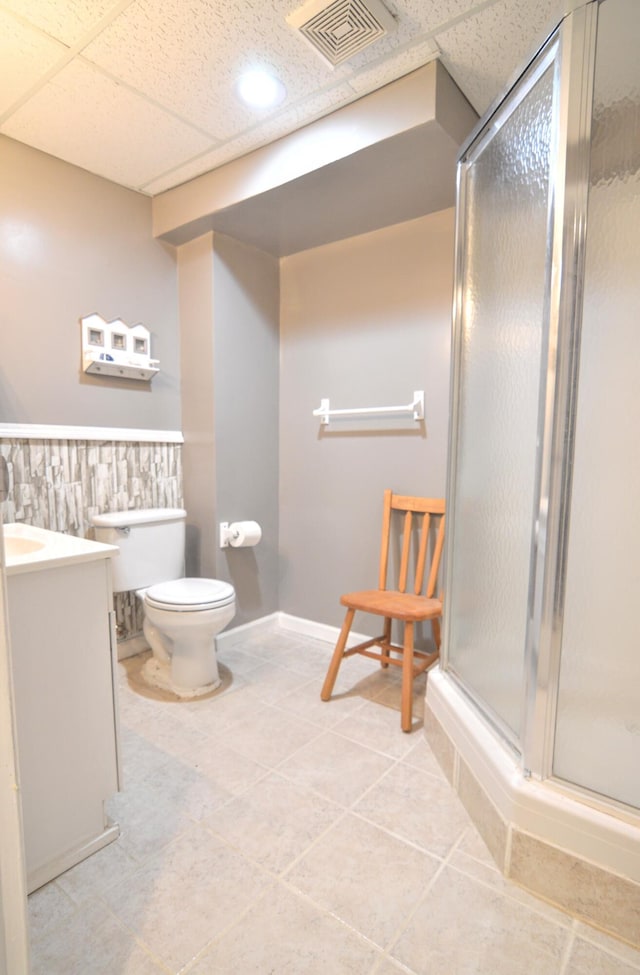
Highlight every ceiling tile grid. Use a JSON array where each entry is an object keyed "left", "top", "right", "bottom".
[
  {"left": 2, "top": 58, "right": 213, "bottom": 188},
  {"left": 142, "top": 80, "right": 360, "bottom": 195},
  {"left": 0, "top": 8, "right": 69, "bottom": 116},
  {"left": 433, "top": 0, "right": 557, "bottom": 115},
  {"left": 0, "top": 0, "right": 562, "bottom": 193},
  {"left": 0, "top": 0, "right": 124, "bottom": 46}
]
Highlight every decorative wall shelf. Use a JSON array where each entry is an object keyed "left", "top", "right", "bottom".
[{"left": 81, "top": 314, "right": 160, "bottom": 381}]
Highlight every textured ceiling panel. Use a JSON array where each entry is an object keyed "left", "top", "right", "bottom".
[
  {"left": 0, "top": 0, "right": 122, "bottom": 44},
  {"left": 0, "top": 9, "right": 68, "bottom": 116},
  {"left": 142, "top": 82, "right": 358, "bottom": 194},
  {"left": 0, "top": 0, "right": 563, "bottom": 193},
  {"left": 81, "top": 0, "right": 346, "bottom": 138},
  {"left": 347, "top": 37, "right": 439, "bottom": 93},
  {"left": 2, "top": 59, "right": 213, "bottom": 188},
  {"left": 434, "top": 0, "right": 557, "bottom": 113}
]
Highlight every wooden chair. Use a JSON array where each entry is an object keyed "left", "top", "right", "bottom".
[{"left": 321, "top": 490, "right": 446, "bottom": 732}]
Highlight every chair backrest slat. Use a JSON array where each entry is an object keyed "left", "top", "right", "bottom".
[
  {"left": 426, "top": 515, "right": 446, "bottom": 598},
  {"left": 398, "top": 511, "right": 412, "bottom": 593},
  {"left": 378, "top": 490, "right": 446, "bottom": 597},
  {"left": 414, "top": 512, "right": 431, "bottom": 595},
  {"left": 378, "top": 489, "right": 393, "bottom": 590}
]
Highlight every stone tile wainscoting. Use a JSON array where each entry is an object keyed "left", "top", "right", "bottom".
[{"left": 0, "top": 434, "right": 183, "bottom": 641}]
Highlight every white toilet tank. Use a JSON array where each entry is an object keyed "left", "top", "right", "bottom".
[{"left": 91, "top": 508, "right": 186, "bottom": 593}]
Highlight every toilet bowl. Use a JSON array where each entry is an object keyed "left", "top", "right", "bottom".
[
  {"left": 140, "top": 578, "right": 236, "bottom": 695},
  {"left": 90, "top": 508, "right": 236, "bottom": 698}
]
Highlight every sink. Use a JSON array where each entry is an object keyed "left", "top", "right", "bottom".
[
  {"left": 4, "top": 534, "right": 46, "bottom": 558},
  {"left": 2, "top": 523, "right": 118, "bottom": 575}
]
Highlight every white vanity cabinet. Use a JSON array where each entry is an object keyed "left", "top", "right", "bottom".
[{"left": 4, "top": 525, "right": 120, "bottom": 893}]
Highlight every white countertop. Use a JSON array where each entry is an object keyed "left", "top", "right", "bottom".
[{"left": 2, "top": 523, "right": 118, "bottom": 576}]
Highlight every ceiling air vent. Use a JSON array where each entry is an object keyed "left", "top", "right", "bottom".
[{"left": 287, "top": 0, "right": 396, "bottom": 68}]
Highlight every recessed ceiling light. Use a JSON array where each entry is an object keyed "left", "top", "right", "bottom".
[{"left": 236, "top": 69, "right": 287, "bottom": 109}]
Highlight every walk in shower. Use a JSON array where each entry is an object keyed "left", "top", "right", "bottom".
[{"left": 427, "top": 0, "right": 640, "bottom": 944}]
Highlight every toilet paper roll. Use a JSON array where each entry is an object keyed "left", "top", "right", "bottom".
[{"left": 229, "top": 520, "right": 262, "bottom": 548}]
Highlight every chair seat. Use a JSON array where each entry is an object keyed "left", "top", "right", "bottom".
[{"left": 340, "top": 589, "right": 442, "bottom": 622}]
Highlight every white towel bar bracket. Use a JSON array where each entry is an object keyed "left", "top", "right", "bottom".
[{"left": 313, "top": 391, "right": 424, "bottom": 426}]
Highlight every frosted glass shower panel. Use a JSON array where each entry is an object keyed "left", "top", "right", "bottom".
[
  {"left": 553, "top": 0, "right": 640, "bottom": 808},
  {"left": 446, "top": 63, "right": 556, "bottom": 740}
]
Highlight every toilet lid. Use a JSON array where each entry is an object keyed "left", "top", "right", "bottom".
[{"left": 145, "top": 578, "right": 235, "bottom": 612}]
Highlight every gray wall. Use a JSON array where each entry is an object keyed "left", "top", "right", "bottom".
[
  {"left": 177, "top": 233, "right": 217, "bottom": 580},
  {"left": 178, "top": 232, "right": 280, "bottom": 626},
  {"left": 0, "top": 136, "right": 180, "bottom": 429},
  {"left": 279, "top": 209, "right": 455, "bottom": 634}
]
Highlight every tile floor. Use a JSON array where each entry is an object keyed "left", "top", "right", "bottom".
[{"left": 28, "top": 624, "right": 640, "bottom": 974}]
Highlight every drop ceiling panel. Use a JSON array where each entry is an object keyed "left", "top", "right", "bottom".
[
  {"left": 434, "top": 0, "right": 557, "bottom": 113},
  {"left": 81, "top": 0, "right": 347, "bottom": 138},
  {"left": 0, "top": 0, "right": 562, "bottom": 194},
  {"left": 0, "top": 0, "right": 123, "bottom": 45},
  {"left": 0, "top": 9, "right": 68, "bottom": 116},
  {"left": 2, "top": 59, "right": 213, "bottom": 189},
  {"left": 142, "top": 82, "right": 358, "bottom": 195},
  {"left": 347, "top": 38, "right": 439, "bottom": 93}
]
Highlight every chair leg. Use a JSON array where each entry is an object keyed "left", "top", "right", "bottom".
[
  {"left": 381, "top": 617, "right": 392, "bottom": 667},
  {"left": 321, "top": 608, "right": 355, "bottom": 702},
  {"left": 401, "top": 621, "right": 415, "bottom": 733},
  {"left": 432, "top": 616, "right": 441, "bottom": 650}
]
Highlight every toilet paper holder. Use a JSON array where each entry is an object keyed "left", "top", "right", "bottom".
[{"left": 219, "top": 521, "right": 262, "bottom": 548}]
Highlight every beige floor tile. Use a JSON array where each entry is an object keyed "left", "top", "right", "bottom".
[
  {"left": 118, "top": 726, "right": 176, "bottom": 783},
  {"left": 178, "top": 685, "right": 265, "bottom": 731},
  {"left": 188, "top": 740, "right": 270, "bottom": 796},
  {"left": 204, "top": 771, "right": 344, "bottom": 874},
  {"left": 29, "top": 628, "right": 603, "bottom": 974},
  {"left": 278, "top": 730, "right": 395, "bottom": 806},
  {"left": 333, "top": 656, "right": 400, "bottom": 697},
  {"left": 227, "top": 703, "right": 322, "bottom": 767},
  {"left": 240, "top": 660, "right": 314, "bottom": 705},
  {"left": 400, "top": 736, "right": 449, "bottom": 780},
  {"left": 137, "top": 759, "right": 234, "bottom": 822},
  {"left": 370, "top": 673, "right": 427, "bottom": 726},
  {"left": 391, "top": 865, "right": 570, "bottom": 975},
  {"left": 455, "top": 823, "right": 496, "bottom": 865},
  {"left": 216, "top": 644, "right": 265, "bottom": 677},
  {"left": 149, "top": 722, "right": 269, "bottom": 796},
  {"left": 565, "top": 937, "right": 640, "bottom": 974},
  {"left": 286, "top": 812, "right": 440, "bottom": 949},
  {"left": 354, "top": 762, "right": 471, "bottom": 857},
  {"left": 574, "top": 925, "right": 640, "bottom": 970},
  {"left": 102, "top": 824, "right": 272, "bottom": 972},
  {"left": 276, "top": 676, "right": 368, "bottom": 729},
  {"left": 273, "top": 642, "right": 335, "bottom": 678},
  {"left": 186, "top": 881, "right": 383, "bottom": 974},
  {"left": 106, "top": 771, "right": 204, "bottom": 863},
  {"left": 373, "top": 958, "right": 419, "bottom": 975},
  {"left": 28, "top": 881, "right": 77, "bottom": 941},
  {"left": 447, "top": 848, "right": 574, "bottom": 927},
  {"left": 55, "top": 835, "right": 138, "bottom": 905},
  {"left": 29, "top": 898, "right": 168, "bottom": 975},
  {"left": 240, "top": 631, "right": 306, "bottom": 657},
  {"left": 332, "top": 698, "right": 419, "bottom": 759}
]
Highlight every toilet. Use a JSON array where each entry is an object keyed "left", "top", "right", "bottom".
[{"left": 92, "top": 508, "right": 235, "bottom": 696}]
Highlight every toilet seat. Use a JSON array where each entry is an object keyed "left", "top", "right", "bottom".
[{"left": 145, "top": 578, "right": 235, "bottom": 612}]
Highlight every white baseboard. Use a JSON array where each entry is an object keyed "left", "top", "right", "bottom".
[
  {"left": 216, "top": 612, "right": 281, "bottom": 650},
  {"left": 118, "top": 610, "right": 373, "bottom": 660},
  {"left": 276, "top": 611, "right": 371, "bottom": 648}
]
